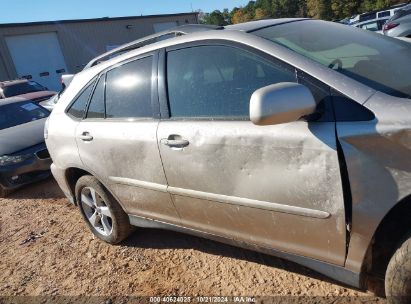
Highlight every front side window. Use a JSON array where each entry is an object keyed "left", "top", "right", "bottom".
[
  {"left": 166, "top": 45, "right": 296, "bottom": 118},
  {"left": 105, "top": 56, "right": 153, "bottom": 118},
  {"left": 67, "top": 80, "right": 96, "bottom": 119},
  {"left": 253, "top": 19, "right": 411, "bottom": 98}
]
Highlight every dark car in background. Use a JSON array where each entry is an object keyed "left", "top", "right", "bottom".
[
  {"left": 0, "top": 97, "right": 52, "bottom": 197},
  {"left": 0, "top": 79, "right": 56, "bottom": 104}
]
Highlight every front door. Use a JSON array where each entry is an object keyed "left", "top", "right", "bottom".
[
  {"left": 158, "top": 44, "right": 346, "bottom": 265},
  {"left": 75, "top": 55, "right": 180, "bottom": 224}
]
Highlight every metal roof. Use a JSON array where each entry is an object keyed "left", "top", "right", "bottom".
[
  {"left": 83, "top": 19, "right": 308, "bottom": 69},
  {"left": 84, "top": 24, "right": 224, "bottom": 69},
  {"left": 0, "top": 79, "right": 28, "bottom": 87},
  {"left": 225, "top": 18, "right": 308, "bottom": 32},
  {"left": 0, "top": 96, "right": 31, "bottom": 106},
  {"left": 0, "top": 12, "right": 199, "bottom": 28}
]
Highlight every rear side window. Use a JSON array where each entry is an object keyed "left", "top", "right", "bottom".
[
  {"left": 105, "top": 56, "right": 153, "bottom": 118},
  {"left": 86, "top": 75, "right": 105, "bottom": 119},
  {"left": 67, "top": 81, "right": 95, "bottom": 119},
  {"left": 166, "top": 45, "right": 296, "bottom": 118}
]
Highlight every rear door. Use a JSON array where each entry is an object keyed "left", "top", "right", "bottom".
[
  {"left": 157, "top": 43, "right": 347, "bottom": 265},
  {"left": 75, "top": 53, "right": 180, "bottom": 224}
]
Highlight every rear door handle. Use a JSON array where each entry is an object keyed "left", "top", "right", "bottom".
[
  {"left": 161, "top": 135, "right": 189, "bottom": 149},
  {"left": 79, "top": 132, "right": 93, "bottom": 142}
]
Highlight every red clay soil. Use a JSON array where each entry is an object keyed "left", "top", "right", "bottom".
[{"left": 0, "top": 178, "right": 384, "bottom": 303}]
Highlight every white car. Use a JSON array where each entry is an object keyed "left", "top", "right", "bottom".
[{"left": 354, "top": 18, "right": 389, "bottom": 34}]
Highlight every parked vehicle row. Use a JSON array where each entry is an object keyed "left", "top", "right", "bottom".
[
  {"left": 45, "top": 19, "right": 411, "bottom": 302},
  {"left": 346, "top": 3, "right": 411, "bottom": 38},
  {"left": 0, "top": 78, "right": 59, "bottom": 196},
  {"left": 0, "top": 98, "right": 52, "bottom": 197}
]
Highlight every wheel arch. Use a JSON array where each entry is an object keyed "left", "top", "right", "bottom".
[
  {"left": 65, "top": 167, "right": 92, "bottom": 205},
  {"left": 64, "top": 167, "right": 124, "bottom": 212},
  {"left": 365, "top": 194, "right": 411, "bottom": 282}
]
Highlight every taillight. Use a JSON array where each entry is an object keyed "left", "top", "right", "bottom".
[{"left": 383, "top": 23, "right": 399, "bottom": 32}]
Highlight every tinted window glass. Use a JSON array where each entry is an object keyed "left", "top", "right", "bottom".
[
  {"left": 253, "top": 20, "right": 411, "bottom": 98},
  {"left": 105, "top": 56, "right": 153, "bottom": 118},
  {"left": 297, "top": 71, "right": 334, "bottom": 122},
  {"left": 332, "top": 91, "right": 375, "bottom": 122},
  {"left": 87, "top": 75, "right": 105, "bottom": 119},
  {"left": 167, "top": 45, "right": 296, "bottom": 118},
  {"left": 378, "top": 11, "right": 390, "bottom": 18},
  {"left": 3, "top": 81, "right": 46, "bottom": 97},
  {"left": 67, "top": 81, "right": 95, "bottom": 119},
  {"left": 361, "top": 22, "right": 379, "bottom": 31},
  {"left": 0, "top": 101, "right": 49, "bottom": 130}
]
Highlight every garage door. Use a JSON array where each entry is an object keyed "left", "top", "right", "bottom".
[{"left": 5, "top": 32, "right": 68, "bottom": 91}]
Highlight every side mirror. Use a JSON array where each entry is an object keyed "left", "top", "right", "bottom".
[
  {"left": 61, "top": 74, "right": 75, "bottom": 89},
  {"left": 250, "top": 82, "right": 317, "bottom": 126}
]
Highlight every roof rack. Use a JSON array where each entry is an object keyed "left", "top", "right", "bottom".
[{"left": 84, "top": 24, "right": 223, "bottom": 69}]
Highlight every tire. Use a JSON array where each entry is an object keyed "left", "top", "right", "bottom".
[
  {"left": 385, "top": 233, "right": 411, "bottom": 304},
  {"left": 75, "top": 175, "right": 134, "bottom": 244},
  {"left": 0, "top": 186, "right": 13, "bottom": 198}
]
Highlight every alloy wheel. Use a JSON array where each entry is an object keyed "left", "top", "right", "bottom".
[{"left": 80, "top": 187, "right": 113, "bottom": 236}]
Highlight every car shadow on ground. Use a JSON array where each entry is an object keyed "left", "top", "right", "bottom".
[
  {"left": 123, "top": 227, "right": 361, "bottom": 291},
  {"left": 6, "top": 177, "right": 65, "bottom": 200}
]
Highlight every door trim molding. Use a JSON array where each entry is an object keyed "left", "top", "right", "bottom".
[
  {"left": 109, "top": 176, "right": 330, "bottom": 219},
  {"left": 168, "top": 186, "right": 330, "bottom": 219},
  {"left": 109, "top": 176, "right": 167, "bottom": 192}
]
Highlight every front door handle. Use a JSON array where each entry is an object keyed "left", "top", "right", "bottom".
[
  {"left": 79, "top": 132, "right": 93, "bottom": 142},
  {"left": 161, "top": 135, "right": 189, "bottom": 149}
]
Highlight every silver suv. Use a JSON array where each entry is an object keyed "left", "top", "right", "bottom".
[{"left": 46, "top": 19, "right": 411, "bottom": 301}]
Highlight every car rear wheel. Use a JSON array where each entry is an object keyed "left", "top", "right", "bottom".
[
  {"left": 385, "top": 233, "right": 411, "bottom": 303},
  {"left": 75, "top": 175, "right": 133, "bottom": 244}
]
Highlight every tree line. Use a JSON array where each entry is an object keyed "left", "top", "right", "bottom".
[{"left": 199, "top": 0, "right": 408, "bottom": 24}]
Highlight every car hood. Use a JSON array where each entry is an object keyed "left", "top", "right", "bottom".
[
  {"left": 15, "top": 91, "right": 56, "bottom": 101},
  {"left": 0, "top": 118, "right": 46, "bottom": 155}
]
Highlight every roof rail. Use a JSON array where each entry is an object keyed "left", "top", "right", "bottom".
[{"left": 83, "top": 24, "right": 223, "bottom": 70}]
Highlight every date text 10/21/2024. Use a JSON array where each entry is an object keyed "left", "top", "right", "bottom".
[{"left": 149, "top": 296, "right": 257, "bottom": 303}]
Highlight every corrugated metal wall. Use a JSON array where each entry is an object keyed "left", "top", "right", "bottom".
[{"left": 0, "top": 13, "right": 198, "bottom": 81}]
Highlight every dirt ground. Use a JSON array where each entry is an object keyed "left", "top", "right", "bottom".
[{"left": 0, "top": 178, "right": 385, "bottom": 303}]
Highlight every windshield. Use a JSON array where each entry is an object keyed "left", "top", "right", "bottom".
[
  {"left": 0, "top": 101, "right": 49, "bottom": 130},
  {"left": 2, "top": 81, "right": 46, "bottom": 98},
  {"left": 253, "top": 20, "right": 411, "bottom": 98}
]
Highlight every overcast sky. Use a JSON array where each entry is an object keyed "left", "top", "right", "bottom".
[{"left": 0, "top": 0, "right": 246, "bottom": 24}]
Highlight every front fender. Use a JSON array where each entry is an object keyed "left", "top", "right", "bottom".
[{"left": 338, "top": 92, "right": 411, "bottom": 274}]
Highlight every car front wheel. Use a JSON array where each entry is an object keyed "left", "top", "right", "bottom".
[
  {"left": 75, "top": 175, "right": 133, "bottom": 244},
  {"left": 385, "top": 233, "right": 411, "bottom": 303},
  {"left": 0, "top": 186, "right": 12, "bottom": 198}
]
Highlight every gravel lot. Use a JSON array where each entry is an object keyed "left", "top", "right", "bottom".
[{"left": 0, "top": 178, "right": 385, "bottom": 303}]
